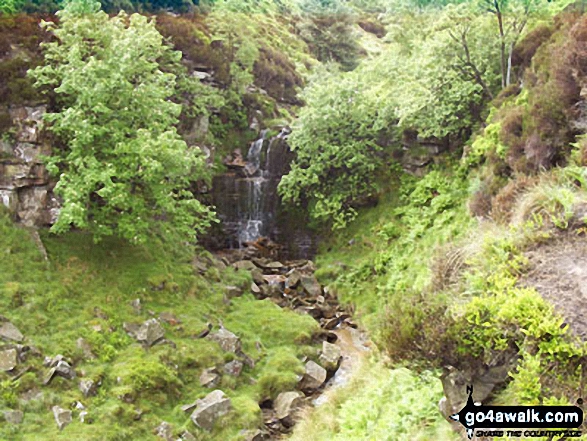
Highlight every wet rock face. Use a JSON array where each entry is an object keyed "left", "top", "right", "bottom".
[
  {"left": 208, "top": 130, "right": 316, "bottom": 259},
  {"left": 0, "top": 105, "right": 58, "bottom": 227}
]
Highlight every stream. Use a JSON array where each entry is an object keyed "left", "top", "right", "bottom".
[{"left": 210, "top": 129, "right": 373, "bottom": 437}]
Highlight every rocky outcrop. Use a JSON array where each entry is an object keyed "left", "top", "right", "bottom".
[{"left": 0, "top": 105, "right": 58, "bottom": 226}]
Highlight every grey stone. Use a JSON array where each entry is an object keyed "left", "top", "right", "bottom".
[
  {"left": 251, "top": 282, "right": 262, "bottom": 295},
  {"left": 3, "top": 410, "right": 23, "bottom": 424},
  {"left": 319, "top": 341, "right": 342, "bottom": 371},
  {"left": 180, "top": 430, "right": 196, "bottom": 441},
  {"left": 79, "top": 379, "right": 97, "bottom": 397},
  {"left": 52, "top": 406, "right": 72, "bottom": 431},
  {"left": 76, "top": 338, "right": 95, "bottom": 360},
  {"left": 55, "top": 360, "right": 75, "bottom": 380},
  {"left": 0, "top": 348, "right": 17, "bottom": 371},
  {"left": 224, "top": 285, "right": 243, "bottom": 300},
  {"left": 242, "top": 429, "right": 270, "bottom": 441},
  {"left": 207, "top": 328, "right": 241, "bottom": 353},
  {"left": 300, "top": 275, "right": 322, "bottom": 297},
  {"left": 154, "top": 421, "right": 174, "bottom": 440},
  {"left": 285, "top": 270, "right": 301, "bottom": 289},
  {"left": 135, "top": 319, "right": 165, "bottom": 347},
  {"left": 274, "top": 391, "right": 304, "bottom": 421},
  {"left": 130, "top": 298, "right": 141, "bottom": 314},
  {"left": 223, "top": 360, "right": 243, "bottom": 377},
  {"left": 232, "top": 260, "right": 257, "bottom": 271},
  {"left": 195, "top": 367, "right": 227, "bottom": 391},
  {"left": 299, "top": 360, "right": 327, "bottom": 391},
  {"left": 0, "top": 321, "right": 23, "bottom": 342},
  {"left": 190, "top": 390, "right": 232, "bottom": 431}
]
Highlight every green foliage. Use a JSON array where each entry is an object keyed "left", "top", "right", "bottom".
[
  {"left": 279, "top": 67, "right": 389, "bottom": 229},
  {"left": 29, "top": 2, "right": 215, "bottom": 244},
  {"left": 291, "top": 365, "right": 457, "bottom": 441}
]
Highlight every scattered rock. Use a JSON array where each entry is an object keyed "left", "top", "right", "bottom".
[
  {"left": 319, "top": 341, "right": 342, "bottom": 371},
  {"left": 180, "top": 430, "right": 197, "bottom": 441},
  {"left": 251, "top": 269, "right": 265, "bottom": 286},
  {"left": 190, "top": 390, "right": 232, "bottom": 431},
  {"left": 243, "top": 428, "right": 270, "bottom": 441},
  {"left": 0, "top": 348, "right": 18, "bottom": 371},
  {"left": 262, "top": 274, "right": 286, "bottom": 285},
  {"left": 199, "top": 367, "right": 221, "bottom": 388},
  {"left": 299, "top": 360, "right": 327, "bottom": 391},
  {"left": 3, "top": 410, "right": 23, "bottom": 424},
  {"left": 207, "top": 327, "right": 241, "bottom": 353},
  {"left": 225, "top": 285, "right": 244, "bottom": 300},
  {"left": 322, "top": 317, "right": 340, "bottom": 330},
  {"left": 0, "top": 321, "right": 23, "bottom": 342},
  {"left": 194, "top": 323, "right": 212, "bottom": 339},
  {"left": 44, "top": 356, "right": 75, "bottom": 384},
  {"left": 233, "top": 260, "right": 257, "bottom": 271},
  {"left": 76, "top": 338, "right": 95, "bottom": 360},
  {"left": 159, "top": 312, "right": 180, "bottom": 325},
  {"left": 52, "top": 406, "right": 72, "bottom": 431},
  {"left": 79, "top": 410, "right": 89, "bottom": 423},
  {"left": 251, "top": 282, "right": 262, "bottom": 295},
  {"left": 79, "top": 379, "right": 97, "bottom": 397},
  {"left": 285, "top": 270, "right": 301, "bottom": 289},
  {"left": 154, "top": 421, "right": 174, "bottom": 441},
  {"left": 300, "top": 275, "right": 322, "bottom": 297},
  {"left": 135, "top": 319, "right": 165, "bottom": 347},
  {"left": 130, "top": 298, "right": 142, "bottom": 314},
  {"left": 223, "top": 360, "right": 244, "bottom": 377},
  {"left": 274, "top": 391, "right": 304, "bottom": 425}
]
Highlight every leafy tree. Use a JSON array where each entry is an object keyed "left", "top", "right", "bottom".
[
  {"left": 30, "top": 0, "right": 215, "bottom": 243},
  {"left": 279, "top": 67, "right": 390, "bottom": 228}
]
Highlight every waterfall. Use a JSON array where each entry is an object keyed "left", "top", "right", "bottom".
[{"left": 211, "top": 128, "right": 316, "bottom": 258}]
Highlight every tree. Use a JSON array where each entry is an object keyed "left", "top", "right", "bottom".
[
  {"left": 278, "top": 67, "right": 389, "bottom": 228},
  {"left": 30, "top": 0, "right": 215, "bottom": 243},
  {"left": 480, "top": 0, "right": 548, "bottom": 88}
]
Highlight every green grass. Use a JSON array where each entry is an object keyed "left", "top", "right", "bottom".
[
  {"left": 0, "top": 210, "right": 319, "bottom": 440},
  {"left": 290, "top": 360, "right": 457, "bottom": 441}
]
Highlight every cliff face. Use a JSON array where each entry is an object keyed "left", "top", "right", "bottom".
[{"left": 0, "top": 104, "right": 59, "bottom": 226}]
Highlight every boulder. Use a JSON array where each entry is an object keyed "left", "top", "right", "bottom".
[
  {"left": 299, "top": 360, "right": 327, "bottom": 391},
  {"left": 135, "top": 319, "right": 165, "bottom": 347},
  {"left": 0, "top": 321, "right": 23, "bottom": 342},
  {"left": 159, "top": 312, "right": 180, "bottom": 325},
  {"left": 224, "top": 285, "right": 244, "bottom": 300},
  {"left": 76, "top": 338, "right": 95, "bottom": 360},
  {"left": 233, "top": 260, "right": 257, "bottom": 271},
  {"left": 300, "top": 275, "right": 322, "bottom": 297},
  {"left": 180, "top": 431, "right": 197, "bottom": 441},
  {"left": 243, "top": 429, "right": 270, "bottom": 441},
  {"left": 319, "top": 342, "right": 342, "bottom": 371},
  {"left": 154, "top": 421, "right": 174, "bottom": 440},
  {"left": 223, "top": 360, "right": 244, "bottom": 377},
  {"left": 207, "top": 328, "right": 241, "bottom": 353},
  {"left": 251, "top": 283, "right": 262, "bottom": 295},
  {"left": 52, "top": 406, "right": 72, "bottom": 431},
  {"left": 285, "top": 270, "right": 301, "bottom": 289},
  {"left": 79, "top": 379, "right": 97, "bottom": 397},
  {"left": 440, "top": 354, "right": 518, "bottom": 420},
  {"left": 274, "top": 391, "right": 304, "bottom": 424},
  {"left": 199, "top": 367, "right": 221, "bottom": 388},
  {"left": 0, "top": 348, "right": 18, "bottom": 371},
  {"left": 3, "top": 410, "right": 23, "bottom": 424},
  {"left": 130, "top": 298, "right": 142, "bottom": 314},
  {"left": 44, "top": 356, "right": 75, "bottom": 384},
  {"left": 251, "top": 269, "right": 265, "bottom": 286},
  {"left": 190, "top": 390, "right": 232, "bottom": 431}
]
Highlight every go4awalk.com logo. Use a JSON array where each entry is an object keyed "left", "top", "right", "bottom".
[{"left": 450, "top": 386, "right": 584, "bottom": 439}]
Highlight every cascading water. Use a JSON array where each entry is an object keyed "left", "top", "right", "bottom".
[{"left": 210, "top": 128, "right": 315, "bottom": 258}]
